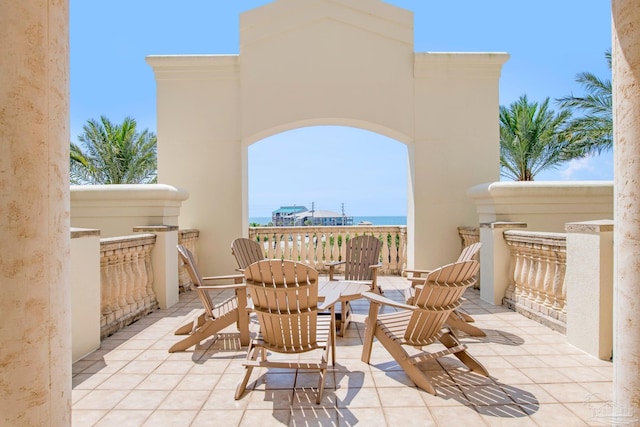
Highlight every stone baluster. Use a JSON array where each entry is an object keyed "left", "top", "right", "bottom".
[
  {"left": 553, "top": 250, "right": 567, "bottom": 313},
  {"left": 100, "top": 251, "right": 112, "bottom": 321},
  {"left": 533, "top": 245, "right": 547, "bottom": 304},
  {"left": 124, "top": 248, "right": 136, "bottom": 312},
  {"left": 542, "top": 249, "right": 556, "bottom": 308},
  {"left": 143, "top": 243, "right": 156, "bottom": 305}
]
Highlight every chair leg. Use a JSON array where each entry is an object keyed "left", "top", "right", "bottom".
[
  {"left": 169, "top": 320, "right": 220, "bottom": 353},
  {"left": 375, "top": 330, "right": 436, "bottom": 395},
  {"left": 439, "top": 331, "right": 489, "bottom": 377},
  {"left": 235, "top": 345, "right": 260, "bottom": 400},
  {"left": 361, "top": 318, "right": 375, "bottom": 364},
  {"left": 174, "top": 313, "right": 206, "bottom": 335},
  {"left": 446, "top": 313, "right": 486, "bottom": 337},
  {"left": 457, "top": 310, "right": 475, "bottom": 323},
  {"left": 339, "top": 301, "right": 350, "bottom": 337},
  {"left": 317, "top": 367, "right": 327, "bottom": 404}
]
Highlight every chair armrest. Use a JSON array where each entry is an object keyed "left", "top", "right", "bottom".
[
  {"left": 405, "top": 268, "right": 432, "bottom": 276},
  {"left": 198, "top": 283, "right": 246, "bottom": 291},
  {"left": 202, "top": 273, "right": 244, "bottom": 284},
  {"left": 369, "top": 263, "right": 382, "bottom": 270},
  {"left": 326, "top": 260, "right": 345, "bottom": 281},
  {"left": 318, "top": 290, "right": 341, "bottom": 311},
  {"left": 362, "top": 292, "right": 416, "bottom": 311},
  {"left": 325, "top": 260, "right": 345, "bottom": 267}
]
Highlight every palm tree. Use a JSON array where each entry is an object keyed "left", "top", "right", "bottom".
[
  {"left": 556, "top": 50, "right": 612, "bottom": 155},
  {"left": 500, "top": 95, "right": 573, "bottom": 181},
  {"left": 70, "top": 116, "right": 157, "bottom": 184}
]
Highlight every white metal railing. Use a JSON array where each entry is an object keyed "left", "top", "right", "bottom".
[{"left": 248, "top": 226, "right": 407, "bottom": 275}]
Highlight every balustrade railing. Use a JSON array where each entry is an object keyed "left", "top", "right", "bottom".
[
  {"left": 457, "top": 226, "right": 480, "bottom": 288},
  {"left": 503, "top": 230, "right": 567, "bottom": 332},
  {"left": 178, "top": 229, "right": 200, "bottom": 292},
  {"left": 248, "top": 226, "right": 407, "bottom": 275},
  {"left": 100, "top": 234, "right": 158, "bottom": 338}
]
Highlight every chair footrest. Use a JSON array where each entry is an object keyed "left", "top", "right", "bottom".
[
  {"left": 407, "top": 344, "right": 467, "bottom": 364},
  {"left": 243, "top": 360, "right": 326, "bottom": 370}
]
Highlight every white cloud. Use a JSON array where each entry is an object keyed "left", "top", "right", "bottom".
[{"left": 559, "top": 156, "right": 597, "bottom": 180}]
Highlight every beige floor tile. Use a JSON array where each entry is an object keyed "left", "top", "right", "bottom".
[
  {"left": 176, "top": 373, "right": 221, "bottom": 390},
  {"left": 157, "top": 390, "right": 210, "bottom": 410},
  {"left": 475, "top": 405, "right": 537, "bottom": 426},
  {"left": 381, "top": 406, "right": 435, "bottom": 426},
  {"left": 153, "top": 360, "right": 194, "bottom": 375},
  {"left": 334, "top": 368, "right": 375, "bottom": 389},
  {"left": 429, "top": 405, "right": 489, "bottom": 426},
  {"left": 289, "top": 407, "right": 337, "bottom": 426},
  {"left": 291, "top": 388, "right": 339, "bottom": 408},
  {"left": 504, "top": 355, "right": 550, "bottom": 369},
  {"left": 73, "top": 373, "right": 111, "bottom": 390},
  {"left": 371, "top": 369, "right": 416, "bottom": 387},
  {"left": 247, "top": 389, "right": 294, "bottom": 410},
  {"left": 94, "top": 409, "right": 152, "bottom": 426},
  {"left": 82, "top": 360, "right": 128, "bottom": 375},
  {"left": 114, "top": 390, "right": 170, "bottom": 410},
  {"left": 563, "top": 402, "right": 630, "bottom": 427},
  {"left": 539, "top": 382, "right": 595, "bottom": 403},
  {"left": 191, "top": 409, "right": 244, "bottom": 427},
  {"left": 141, "top": 409, "right": 198, "bottom": 427},
  {"left": 337, "top": 407, "right": 386, "bottom": 426},
  {"left": 72, "top": 409, "right": 108, "bottom": 426},
  {"left": 520, "top": 403, "right": 588, "bottom": 426},
  {"left": 135, "top": 373, "right": 183, "bottom": 390},
  {"left": 499, "top": 383, "right": 557, "bottom": 406},
  {"left": 377, "top": 386, "right": 426, "bottom": 408},
  {"left": 118, "top": 360, "right": 162, "bottom": 375},
  {"left": 203, "top": 388, "right": 250, "bottom": 410},
  {"left": 519, "top": 367, "right": 573, "bottom": 384},
  {"left": 461, "top": 384, "right": 516, "bottom": 406},
  {"left": 96, "top": 372, "right": 147, "bottom": 390},
  {"left": 73, "top": 390, "right": 130, "bottom": 410},
  {"left": 580, "top": 382, "right": 613, "bottom": 402},
  {"left": 333, "top": 386, "right": 380, "bottom": 408}
]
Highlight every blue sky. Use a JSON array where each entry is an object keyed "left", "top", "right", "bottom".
[{"left": 70, "top": 1, "right": 613, "bottom": 217}]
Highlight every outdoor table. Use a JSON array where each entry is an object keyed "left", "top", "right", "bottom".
[{"left": 319, "top": 279, "right": 371, "bottom": 336}]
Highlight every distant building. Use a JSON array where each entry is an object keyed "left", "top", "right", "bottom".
[
  {"left": 272, "top": 206, "right": 308, "bottom": 226},
  {"left": 271, "top": 206, "right": 354, "bottom": 226}
]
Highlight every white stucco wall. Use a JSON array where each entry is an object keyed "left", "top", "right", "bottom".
[{"left": 147, "top": 0, "right": 508, "bottom": 274}]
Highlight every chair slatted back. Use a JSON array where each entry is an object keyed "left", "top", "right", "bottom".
[
  {"left": 458, "top": 242, "right": 482, "bottom": 263},
  {"left": 245, "top": 260, "right": 320, "bottom": 352},
  {"left": 177, "top": 245, "right": 215, "bottom": 318},
  {"left": 405, "top": 260, "right": 480, "bottom": 345},
  {"left": 343, "top": 235, "right": 382, "bottom": 281},
  {"left": 231, "top": 238, "right": 265, "bottom": 271}
]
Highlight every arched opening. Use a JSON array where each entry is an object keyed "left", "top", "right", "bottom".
[{"left": 248, "top": 126, "right": 408, "bottom": 226}]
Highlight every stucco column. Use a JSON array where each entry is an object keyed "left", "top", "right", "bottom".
[
  {"left": 133, "top": 226, "right": 179, "bottom": 309},
  {"left": 479, "top": 221, "right": 527, "bottom": 305},
  {"left": 612, "top": 0, "right": 640, "bottom": 421},
  {"left": 0, "top": 0, "right": 71, "bottom": 425}
]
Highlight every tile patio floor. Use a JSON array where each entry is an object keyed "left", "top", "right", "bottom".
[{"left": 72, "top": 276, "right": 613, "bottom": 426}]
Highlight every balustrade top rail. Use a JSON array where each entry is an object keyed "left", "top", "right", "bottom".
[{"left": 248, "top": 225, "right": 407, "bottom": 275}]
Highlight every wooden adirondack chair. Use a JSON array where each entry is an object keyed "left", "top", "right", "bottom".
[
  {"left": 235, "top": 259, "right": 340, "bottom": 404},
  {"left": 405, "top": 242, "right": 484, "bottom": 337},
  {"left": 325, "top": 234, "right": 383, "bottom": 335},
  {"left": 231, "top": 237, "right": 265, "bottom": 272},
  {"left": 170, "top": 245, "right": 250, "bottom": 353},
  {"left": 361, "top": 260, "right": 489, "bottom": 395}
]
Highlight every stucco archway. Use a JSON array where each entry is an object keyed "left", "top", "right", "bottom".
[{"left": 147, "top": 0, "right": 509, "bottom": 274}]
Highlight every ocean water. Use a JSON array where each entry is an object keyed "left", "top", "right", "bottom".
[{"left": 249, "top": 215, "right": 406, "bottom": 226}]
